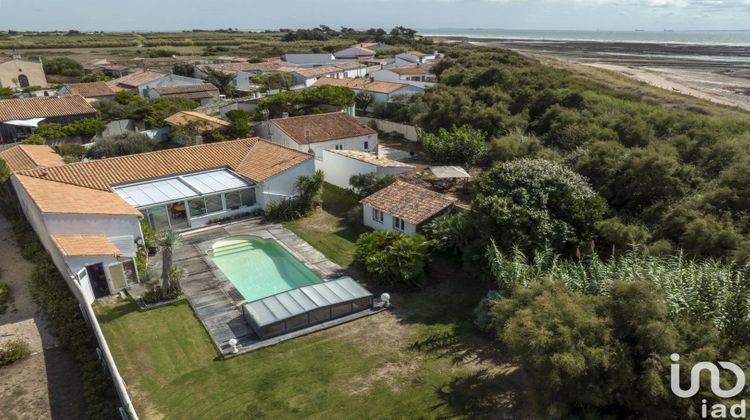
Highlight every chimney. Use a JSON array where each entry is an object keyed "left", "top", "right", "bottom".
[
  {"left": 194, "top": 135, "right": 204, "bottom": 145},
  {"left": 281, "top": 112, "right": 289, "bottom": 119}
]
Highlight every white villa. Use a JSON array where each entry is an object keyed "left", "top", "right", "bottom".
[
  {"left": 371, "top": 65, "right": 437, "bottom": 89},
  {"left": 260, "top": 112, "right": 377, "bottom": 166},
  {"left": 6, "top": 138, "right": 313, "bottom": 303},
  {"left": 360, "top": 180, "right": 456, "bottom": 234}
]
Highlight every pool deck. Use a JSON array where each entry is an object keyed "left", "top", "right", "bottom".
[{"left": 175, "top": 218, "right": 384, "bottom": 357}]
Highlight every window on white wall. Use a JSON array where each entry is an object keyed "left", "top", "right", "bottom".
[
  {"left": 393, "top": 216, "right": 405, "bottom": 231},
  {"left": 372, "top": 208, "right": 383, "bottom": 223},
  {"left": 364, "top": 141, "right": 369, "bottom": 149}
]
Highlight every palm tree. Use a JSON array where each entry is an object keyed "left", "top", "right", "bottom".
[{"left": 159, "top": 229, "right": 183, "bottom": 298}]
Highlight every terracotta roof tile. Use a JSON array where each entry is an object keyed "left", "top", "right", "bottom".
[
  {"left": 106, "top": 70, "right": 168, "bottom": 88},
  {"left": 63, "top": 82, "right": 114, "bottom": 98},
  {"left": 14, "top": 175, "right": 142, "bottom": 216},
  {"left": 51, "top": 235, "right": 121, "bottom": 257},
  {"left": 360, "top": 180, "right": 456, "bottom": 225},
  {"left": 153, "top": 83, "right": 218, "bottom": 99},
  {"left": 0, "top": 145, "right": 64, "bottom": 172},
  {"left": 18, "top": 138, "right": 311, "bottom": 191},
  {"left": 0, "top": 95, "right": 97, "bottom": 122},
  {"left": 164, "top": 111, "right": 229, "bottom": 130},
  {"left": 270, "top": 112, "right": 375, "bottom": 145},
  {"left": 313, "top": 77, "right": 411, "bottom": 94}
]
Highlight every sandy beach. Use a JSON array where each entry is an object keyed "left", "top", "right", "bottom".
[{"left": 436, "top": 36, "right": 750, "bottom": 112}]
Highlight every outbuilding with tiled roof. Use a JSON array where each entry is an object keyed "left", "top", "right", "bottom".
[
  {"left": 360, "top": 180, "right": 456, "bottom": 234},
  {"left": 0, "top": 144, "right": 65, "bottom": 172}
]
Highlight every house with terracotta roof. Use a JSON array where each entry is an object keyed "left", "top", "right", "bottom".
[
  {"left": 164, "top": 111, "right": 230, "bottom": 143},
  {"left": 149, "top": 83, "right": 220, "bottom": 105},
  {"left": 261, "top": 112, "right": 377, "bottom": 165},
  {"left": 318, "top": 149, "right": 414, "bottom": 189},
  {"left": 288, "top": 63, "right": 368, "bottom": 87},
  {"left": 313, "top": 77, "right": 424, "bottom": 110},
  {"left": 0, "top": 144, "right": 65, "bottom": 172},
  {"left": 9, "top": 138, "right": 314, "bottom": 303},
  {"left": 59, "top": 82, "right": 116, "bottom": 102},
  {"left": 106, "top": 70, "right": 206, "bottom": 97},
  {"left": 0, "top": 95, "right": 97, "bottom": 144},
  {"left": 371, "top": 65, "right": 437, "bottom": 88},
  {"left": 360, "top": 180, "right": 457, "bottom": 234}
]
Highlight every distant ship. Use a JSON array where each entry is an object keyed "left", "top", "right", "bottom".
[{"left": 635, "top": 29, "right": 645, "bottom": 32}]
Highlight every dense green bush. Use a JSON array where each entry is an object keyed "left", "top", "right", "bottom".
[
  {"left": 409, "top": 46, "right": 750, "bottom": 260},
  {"left": 34, "top": 118, "right": 106, "bottom": 140},
  {"left": 86, "top": 132, "right": 156, "bottom": 159},
  {"left": 0, "top": 338, "right": 30, "bottom": 367},
  {"left": 257, "top": 86, "right": 354, "bottom": 118},
  {"left": 348, "top": 173, "right": 395, "bottom": 198},
  {"left": 484, "top": 281, "right": 731, "bottom": 418},
  {"left": 421, "top": 125, "right": 486, "bottom": 165},
  {"left": 354, "top": 231, "right": 429, "bottom": 289},
  {"left": 473, "top": 158, "right": 607, "bottom": 255},
  {"left": 43, "top": 57, "right": 84, "bottom": 76}
]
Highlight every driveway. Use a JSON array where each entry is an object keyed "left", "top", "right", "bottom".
[{"left": 0, "top": 213, "right": 85, "bottom": 419}]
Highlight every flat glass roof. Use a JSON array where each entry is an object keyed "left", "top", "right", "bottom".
[
  {"left": 243, "top": 277, "right": 372, "bottom": 328},
  {"left": 114, "top": 168, "right": 253, "bottom": 208}
]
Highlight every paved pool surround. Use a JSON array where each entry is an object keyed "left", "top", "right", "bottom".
[{"left": 175, "top": 218, "right": 383, "bottom": 356}]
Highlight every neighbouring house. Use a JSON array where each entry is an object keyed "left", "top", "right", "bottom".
[
  {"left": 0, "top": 95, "right": 98, "bottom": 144},
  {"left": 58, "top": 82, "right": 116, "bottom": 102},
  {"left": 260, "top": 112, "right": 377, "bottom": 165},
  {"left": 282, "top": 53, "right": 339, "bottom": 67},
  {"left": 286, "top": 63, "right": 369, "bottom": 87},
  {"left": 164, "top": 111, "right": 230, "bottom": 142},
  {"left": 360, "top": 180, "right": 457, "bottom": 234},
  {"left": 106, "top": 70, "right": 206, "bottom": 97},
  {"left": 0, "top": 144, "right": 65, "bottom": 172},
  {"left": 149, "top": 83, "right": 220, "bottom": 105},
  {"left": 0, "top": 56, "right": 48, "bottom": 89},
  {"left": 394, "top": 51, "right": 438, "bottom": 67},
  {"left": 313, "top": 77, "right": 424, "bottom": 110},
  {"left": 9, "top": 138, "right": 314, "bottom": 303},
  {"left": 318, "top": 149, "right": 414, "bottom": 189},
  {"left": 371, "top": 65, "right": 437, "bottom": 88},
  {"left": 333, "top": 46, "right": 376, "bottom": 60}
]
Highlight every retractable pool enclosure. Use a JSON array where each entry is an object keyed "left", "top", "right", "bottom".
[{"left": 242, "top": 277, "right": 374, "bottom": 339}]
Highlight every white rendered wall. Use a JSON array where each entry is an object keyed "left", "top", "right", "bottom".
[{"left": 361, "top": 203, "right": 417, "bottom": 234}]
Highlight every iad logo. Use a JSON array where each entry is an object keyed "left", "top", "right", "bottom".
[{"left": 670, "top": 353, "right": 746, "bottom": 418}]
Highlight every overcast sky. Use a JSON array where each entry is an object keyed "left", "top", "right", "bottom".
[{"left": 1, "top": 0, "right": 748, "bottom": 31}]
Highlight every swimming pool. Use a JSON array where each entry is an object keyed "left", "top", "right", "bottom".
[{"left": 208, "top": 236, "right": 321, "bottom": 302}]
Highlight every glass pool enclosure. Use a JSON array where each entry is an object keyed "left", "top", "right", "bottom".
[{"left": 242, "top": 277, "right": 373, "bottom": 339}]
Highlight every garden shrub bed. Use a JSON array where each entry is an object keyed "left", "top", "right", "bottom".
[{"left": 0, "top": 338, "right": 30, "bottom": 367}]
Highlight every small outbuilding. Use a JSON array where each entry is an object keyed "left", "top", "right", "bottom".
[
  {"left": 318, "top": 149, "right": 414, "bottom": 189},
  {"left": 360, "top": 180, "right": 457, "bottom": 234}
]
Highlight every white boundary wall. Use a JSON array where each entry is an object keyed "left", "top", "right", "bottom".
[{"left": 356, "top": 117, "right": 419, "bottom": 142}]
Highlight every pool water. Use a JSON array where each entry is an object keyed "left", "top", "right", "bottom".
[{"left": 208, "top": 236, "right": 321, "bottom": 302}]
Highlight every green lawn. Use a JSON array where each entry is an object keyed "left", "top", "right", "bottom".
[
  {"left": 97, "top": 182, "right": 527, "bottom": 418},
  {"left": 283, "top": 183, "right": 368, "bottom": 267}
]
